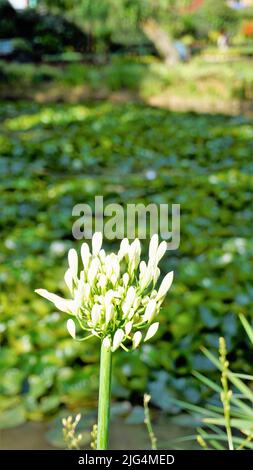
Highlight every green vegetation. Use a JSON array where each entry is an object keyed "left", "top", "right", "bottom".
[
  {"left": 1, "top": 56, "right": 253, "bottom": 104},
  {"left": 178, "top": 315, "right": 253, "bottom": 450},
  {"left": 1, "top": 99, "right": 253, "bottom": 428}
]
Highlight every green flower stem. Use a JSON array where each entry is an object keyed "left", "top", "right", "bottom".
[{"left": 97, "top": 342, "right": 112, "bottom": 450}]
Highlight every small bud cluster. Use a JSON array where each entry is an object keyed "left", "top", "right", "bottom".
[
  {"left": 36, "top": 233, "right": 173, "bottom": 352},
  {"left": 62, "top": 414, "right": 82, "bottom": 450},
  {"left": 90, "top": 423, "right": 98, "bottom": 449}
]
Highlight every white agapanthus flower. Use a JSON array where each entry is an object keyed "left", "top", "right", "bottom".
[{"left": 35, "top": 233, "right": 173, "bottom": 352}]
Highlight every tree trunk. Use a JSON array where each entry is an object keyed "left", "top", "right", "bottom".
[{"left": 141, "top": 18, "right": 179, "bottom": 65}]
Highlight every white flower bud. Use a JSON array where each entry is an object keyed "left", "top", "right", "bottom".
[
  {"left": 122, "top": 286, "right": 136, "bottom": 316},
  {"left": 84, "top": 283, "right": 91, "bottom": 300},
  {"left": 139, "top": 260, "right": 146, "bottom": 275},
  {"left": 104, "top": 290, "right": 115, "bottom": 304},
  {"left": 132, "top": 298, "right": 140, "bottom": 313},
  {"left": 132, "top": 331, "right": 142, "bottom": 349},
  {"left": 104, "top": 255, "right": 113, "bottom": 279},
  {"left": 128, "top": 307, "right": 135, "bottom": 320},
  {"left": 111, "top": 254, "right": 120, "bottom": 278},
  {"left": 143, "top": 299, "right": 157, "bottom": 322},
  {"left": 153, "top": 267, "right": 160, "bottom": 285},
  {"left": 73, "top": 287, "right": 83, "bottom": 315},
  {"left": 144, "top": 322, "right": 159, "bottom": 342},
  {"left": 99, "top": 249, "right": 106, "bottom": 261},
  {"left": 125, "top": 321, "right": 133, "bottom": 335},
  {"left": 156, "top": 241, "right": 167, "bottom": 262},
  {"left": 88, "top": 258, "right": 100, "bottom": 284},
  {"left": 118, "top": 238, "right": 130, "bottom": 260},
  {"left": 64, "top": 268, "right": 74, "bottom": 293},
  {"left": 92, "top": 232, "right": 103, "bottom": 256},
  {"left": 91, "top": 304, "right": 101, "bottom": 326},
  {"left": 68, "top": 248, "right": 78, "bottom": 280},
  {"left": 98, "top": 274, "right": 107, "bottom": 290},
  {"left": 102, "top": 336, "right": 111, "bottom": 350},
  {"left": 123, "top": 273, "right": 129, "bottom": 286},
  {"left": 105, "top": 304, "right": 114, "bottom": 324},
  {"left": 149, "top": 234, "right": 158, "bottom": 258},
  {"left": 156, "top": 271, "right": 174, "bottom": 301},
  {"left": 150, "top": 289, "right": 157, "bottom": 299},
  {"left": 129, "top": 239, "right": 141, "bottom": 271},
  {"left": 112, "top": 329, "right": 125, "bottom": 351},
  {"left": 139, "top": 262, "right": 152, "bottom": 290},
  {"left": 67, "top": 319, "right": 76, "bottom": 339},
  {"left": 111, "top": 274, "right": 117, "bottom": 285},
  {"left": 81, "top": 243, "right": 90, "bottom": 270},
  {"left": 75, "top": 413, "right": 81, "bottom": 424}
]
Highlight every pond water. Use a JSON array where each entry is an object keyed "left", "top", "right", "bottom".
[{"left": 0, "top": 414, "right": 195, "bottom": 450}]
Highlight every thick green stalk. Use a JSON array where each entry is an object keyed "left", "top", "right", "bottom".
[{"left": 97, "top": 342, "right": 112, "bottom": 450}]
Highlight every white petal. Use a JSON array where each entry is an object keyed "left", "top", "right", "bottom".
[
  {"left": 55, "top": 299, "right": 76, "bottom": 314},
  {"left": 68, "top": 248, "right": 78, "bottom": 279},
  {"left": 81, "top": 242, "right": 90, "bottom": 270},
  {"left": 143, "top": 299, "right": 157, "bottom": 322},
  {"left": 92, "top": 232, "right": 103, "bottom": 256},
  {"left": 144, "top": 322, "right": 159, "bottom": 342},
  {"left": 67, "top": 319, "right": 76, "bottom": 339},
  {"left": 149, "top": 234, "right": 158, "bottom": 258},
  {"left": 35, "top": 289, "right": 76, "bottom": 314},
  {"left": 35, "top": 288, "right": 60, "bottom": 303},
  {"left": 132, "top": 331, "right": 142, "bottom": 349},
  {"left": 125, "top": 321, "right": 133, "bottom": 335},
  {"left": 156, "top": 271, "right": 174, "bottom": 301},
  {"left": 64, "top": 269, "right": 73, "bottom": 293},
  {"left": 112, "top": 329, "right": 125, "bottom": 352},
  {"left": 156, "top": 241, "right": 167, "bottom": 262}
]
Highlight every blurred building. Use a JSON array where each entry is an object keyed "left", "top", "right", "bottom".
[{"left": 229, "top": 0, "right": 253, "bottom": 8}]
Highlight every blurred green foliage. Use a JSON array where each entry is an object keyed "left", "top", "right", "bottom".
[
  {"left": 0, "top": 0, "right": 248, "bottom": 61},
  {"left": 43, "top": 0, "right": 238, "bottom": 43},
  {"left": 0, "top": 0, "right": 88, "bottom": 60},
  {"left": 1, "top": 57, "right": 253, "bottom": 102},
  {"left": 1, "top": 100, "right": 253, "bottom": 428}
]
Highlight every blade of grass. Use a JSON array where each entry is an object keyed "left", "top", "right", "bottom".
[
  {"left": 202, "top": 347, "right": 253, "bottom": 405},
  {"left": 193, "top": 371, "right": 222, "bottom": 393},
  {"left": 239, "top": 314, "right": 253, "bottom": 345}
]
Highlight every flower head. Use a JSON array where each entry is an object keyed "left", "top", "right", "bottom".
[{"left": 35, "top": 233, "right": 173, "bottom": 352}]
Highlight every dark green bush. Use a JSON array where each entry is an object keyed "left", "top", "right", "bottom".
[{"left": 0, "top": 0, "right": 87, "bottom": 60}]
